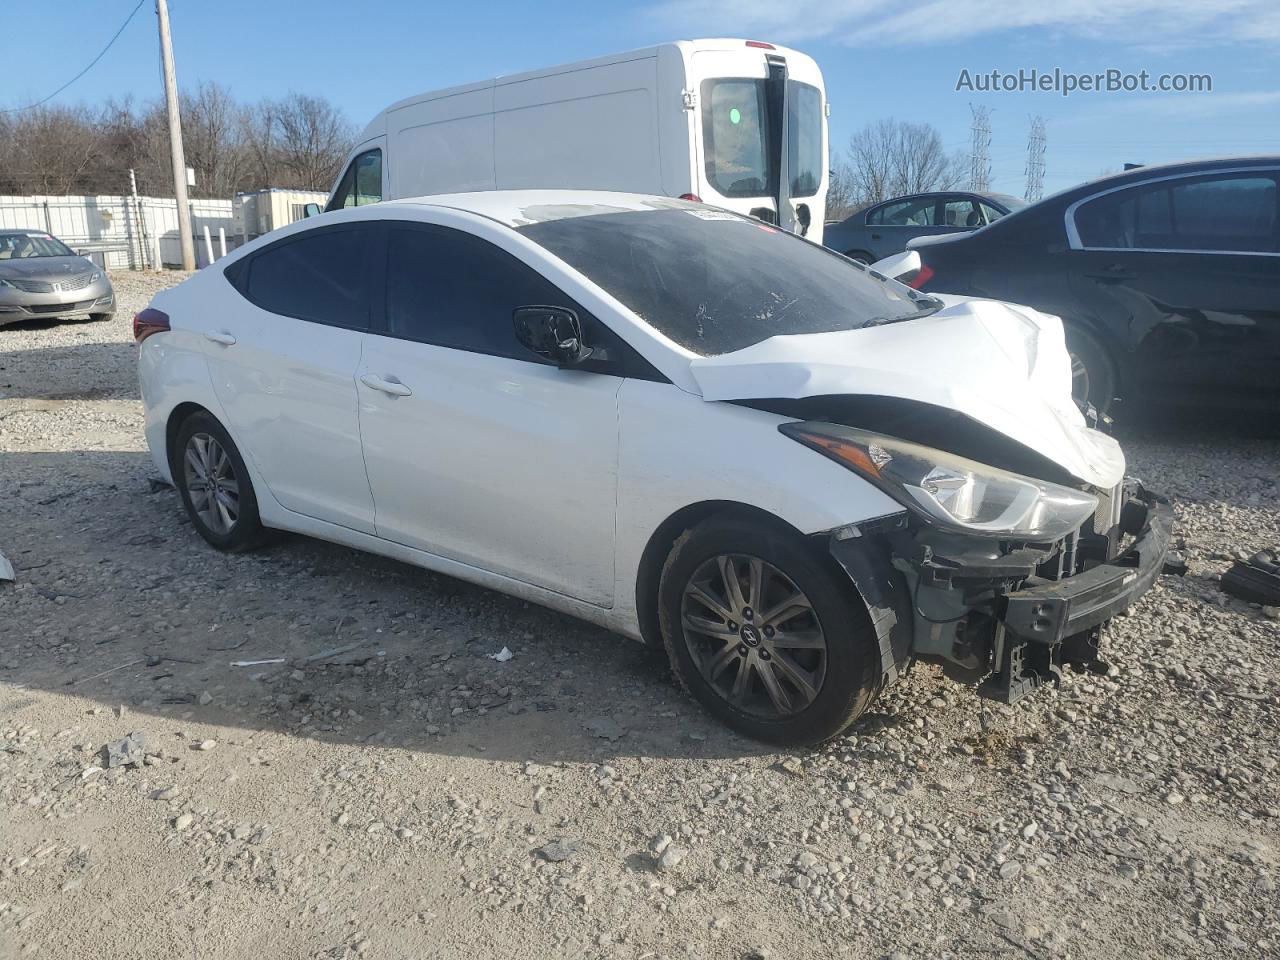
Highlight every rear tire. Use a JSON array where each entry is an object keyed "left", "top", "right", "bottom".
[
  {"left": 658, "top": 514, "right": 881, "bottom": 745},
  {"left": 172, "top": 411, "right": 267, "bottom": 552},
  {"left": 844, "top": 250, "right": 874, "bottom": 264},
  {"left": 1064, "top": 324, "right": 1116, "bottom": 414}
]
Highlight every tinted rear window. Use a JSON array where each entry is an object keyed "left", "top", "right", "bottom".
[
  {"left": 518, "top": 208, "right": 933, "bottom": 356},
  {"left": 244, "top": 227, "right": 370, "bottom": 328}
]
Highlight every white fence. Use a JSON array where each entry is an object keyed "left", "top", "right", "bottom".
[{"left": 0, "top": 194, "right": 240, "bottom": 270}]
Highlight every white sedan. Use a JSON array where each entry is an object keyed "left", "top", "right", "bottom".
[{"left": 135, "top": 191, "right": 1172, "bottom": 744}]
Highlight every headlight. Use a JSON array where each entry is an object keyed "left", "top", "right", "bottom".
[
  {"left": 779, "top": 421, "right": 1098, "bottom": 540},
  {"left": 0, "top": 278, "right": 13, "bottom": 289},
  {"left": 90, "top": 271, "right": 103, "bottom": 282}
]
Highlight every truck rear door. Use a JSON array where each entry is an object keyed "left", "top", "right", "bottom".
[{"left": 691, "top": 44, "right": 826, "bottom": 241}]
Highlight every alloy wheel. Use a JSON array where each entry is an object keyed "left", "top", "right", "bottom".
[
  {"left": 680, "top": 554, "right": 827, "bottom": 718},
  {"left": 183, "top": 432, "right": 241, "bottom": 535},
  {"left": 1070, "top": 353, "right": 1091, "bottom": 405}
]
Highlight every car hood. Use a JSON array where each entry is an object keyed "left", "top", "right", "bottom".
[
  {"left": 687, "top": 296, "right": 1125, "bottom": 489},
  {"left": 0, "top": 255, "right": 96, "bottom": 280}
]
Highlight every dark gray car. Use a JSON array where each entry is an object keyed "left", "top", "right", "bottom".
[
  {"left": 823, "top": 191, "right": 1026, "bottom": 262},
  {"left": 0, "top": 230, "right": 116, "bottom": 327}
]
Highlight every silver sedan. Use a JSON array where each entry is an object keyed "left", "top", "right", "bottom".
[{"left": 0, "top": 230, "right": 116, "bottom": 326}]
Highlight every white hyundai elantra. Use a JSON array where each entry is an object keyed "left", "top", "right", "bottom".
[{"left": 135, "top": 191, "right": 1173, "bottom": 744}]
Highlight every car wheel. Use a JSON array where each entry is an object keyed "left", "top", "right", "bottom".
[
  {"left": 844, "top": 250, "right": 873, "bottom": 264},
  {"left": 89, "top": 313, "right": 114, "bottom": 323},
  {"left": 173, "top": 411, "right": 267, "bottom": 552},
  {"left": 658, "top": 514, "right": 881, "bottom": 745},
  {"left": 1064, "top": 324, "right": 1116, "bottom": 414}
]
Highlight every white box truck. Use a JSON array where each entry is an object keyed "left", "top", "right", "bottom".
[{"left": 320, "top": 38, "right": 829, "bottom": 241}]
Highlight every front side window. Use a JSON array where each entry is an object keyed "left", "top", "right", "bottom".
[
  {"left": 385, "top": 226, "right": 567, "bottom": 358},
  {"left": 787, "top": 81, "right": 822, "bottom": 198},
  {"left": 868, "top": 198, "right": 937, "bottom": 227},
  {"left": 519, "top": 208, "right": 937, "bottom": 357},
  {"left": 1074, "top": 173, "right": 1279, "bottom": 252},
  {"left": 242, "top": 227, "right": 371, "bottom": 328},
  {"left": 701, "top": 79, "right": 771, "bottom": 198},
  {"left": 325, "top": 148, "right": 383, "bottom": 212}
]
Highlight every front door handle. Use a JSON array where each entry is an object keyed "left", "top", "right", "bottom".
[
  {"left": 205, "top": 330, "right": 237, "bottom": 346},
  {"left": 360, "top": 373, "right": 413, "bottom": 397}
]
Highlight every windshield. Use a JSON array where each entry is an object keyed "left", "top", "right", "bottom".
[
  {"left": 518, "top": 208, "right": 938, "bottom": 356},
  {"left": 0, "top": 233, "right": 74, "bottom": 259}
]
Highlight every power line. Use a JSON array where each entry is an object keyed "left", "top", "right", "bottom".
[{"left": 0, "top": 0, "right": 147, "bottom": 115}]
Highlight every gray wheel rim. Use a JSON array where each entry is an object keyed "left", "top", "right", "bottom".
[
  {"left": 183, "top": 432, "right": 240, "bottom": 535},
  {"left": 1070, "top": 353, "right": 1090, "bottom": 403},
  {"left": 680, "top": 554, "right": 827, "bottom": 719}
]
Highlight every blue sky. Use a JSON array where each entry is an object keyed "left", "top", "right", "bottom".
[{"left": 4, "top": 0, "right": 1278, "bottom": 197}]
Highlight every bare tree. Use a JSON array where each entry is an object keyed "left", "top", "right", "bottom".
[
  {"left": 180, "top": 82, "right": 251, "bottom": 197},
  {"left": 0, "top": 89, "right": 354, "bottom": 197},
  {"left": 0, "top": 105, "right": 108, "bottom": 195},
  {"left": 824, "top": 153, "right": 859, "bottom": 221},
  {"left": 844, "top": 119, "right": 966, "bottom": 206},
  {"left": 272, "top": 93, "right": 353, "bottom": 191}
]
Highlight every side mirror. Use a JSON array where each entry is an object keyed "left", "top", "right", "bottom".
[
  {"left": 302, "top": 203, "right": 322, "bottom": 219},
  {"left": 513, "top": 306, "right": 592, "bottom": 367},
  {"left": 796, "top": 203, "right": 812, "bottom": 236}
]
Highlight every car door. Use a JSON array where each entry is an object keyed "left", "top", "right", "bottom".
[
  {"left": 206, "top": 222, "right": 377, "bottom": 533},
  {"left": 1067, "top": 169, "right": 1280, "bottom": 404},
  {"left": 356, "top": 221, "right": 624, "bottom": 606},
  {"left": 864, "top": 196, "right": 940, "bottom": 259}
]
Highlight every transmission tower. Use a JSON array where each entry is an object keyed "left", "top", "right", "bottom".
[
  {"left": 969, "top": 105, "right": 992, "bottom": 192},
  {"left": 1024, "top": 115, "right": 1046, "bottom": 201}
]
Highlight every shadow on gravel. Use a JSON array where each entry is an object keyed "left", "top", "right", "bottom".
[
  {"left": 0, "top": 449, "right": 793, "bottom": 766},
  {"left": 0, "top": 336, "right": 139, "bottom": 401}
]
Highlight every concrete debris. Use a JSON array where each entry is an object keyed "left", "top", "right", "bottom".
[{"left": 102, "top": 731, "right": 149, "bottom": 768}]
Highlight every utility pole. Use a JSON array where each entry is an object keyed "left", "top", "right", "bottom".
[
  {"left": 1024, "top": 115, "right": 1046, "bottom": 202},
  {"left": 156, "top": 0, "right": 194, "bottom": 270},
  {"left": 968, "top": 104, "right": 992, "bottom": 193}
]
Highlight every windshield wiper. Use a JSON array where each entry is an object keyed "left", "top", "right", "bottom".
[{"left": 868, "top": 295, "right": 945, "bottom": 326}]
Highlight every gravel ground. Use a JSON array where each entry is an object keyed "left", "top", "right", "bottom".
[{"left": 1, "top": 271, "right": 1277, "bottom": 960}]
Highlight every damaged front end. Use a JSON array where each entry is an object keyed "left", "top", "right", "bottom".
[{"left": 782, "top": 421, "right": 1176, "bottom": 704}]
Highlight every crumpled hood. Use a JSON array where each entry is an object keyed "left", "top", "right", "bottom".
[
  {"left": 688, "top": 297, "right": 1125, "bottom": 489},
  {"left": 0, "top": 256, "right": 95, "bottom": 280}
]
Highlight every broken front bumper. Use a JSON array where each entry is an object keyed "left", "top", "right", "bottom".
[{"left": 1001, "top": 484, "right": 1174, "bottom": 645}]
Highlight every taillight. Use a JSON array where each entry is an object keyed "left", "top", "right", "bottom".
[
  {"left": 904, "top": 263, "right": 935, "bottom": 290},
  {"left": 133, "top": 308, "right": 170, "bottom": 343},
  {"left": 678, "top": 193, "right": 702, "bottom": 203},
  {"left": 745, "top": 40, "right": 776, "bottom": 49}
]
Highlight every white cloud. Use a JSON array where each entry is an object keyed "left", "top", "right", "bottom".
[{"left": 652, "top": 0, "right": 1280, "bottom": 48}]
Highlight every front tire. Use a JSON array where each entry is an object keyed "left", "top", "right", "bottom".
[
  {"left": 89, "top": 313, "right": 114, "bottom": 323},
  {"left": 173, "top": 411, "right": 266, "bottom": 552},
  {"left": 658, "top": 514, "right": 881, "bottom": 745},
  {"left": 1064, "top": 324, "right": 1116, "bottom": 414}
]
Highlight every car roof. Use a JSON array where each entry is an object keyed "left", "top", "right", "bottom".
[{"left": 383, "top": 190, "right": 698, "bottom": 228}]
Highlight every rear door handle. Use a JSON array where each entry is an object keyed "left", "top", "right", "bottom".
[
  {"left": 1086, "top": 264, "right": 1136, "bottom": 281},
  {"left": 205, "top": 331, "right": 237, "bottom": 346},
  {"left": 360, "top": 373, "right": 413, "bottom": 397}
]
